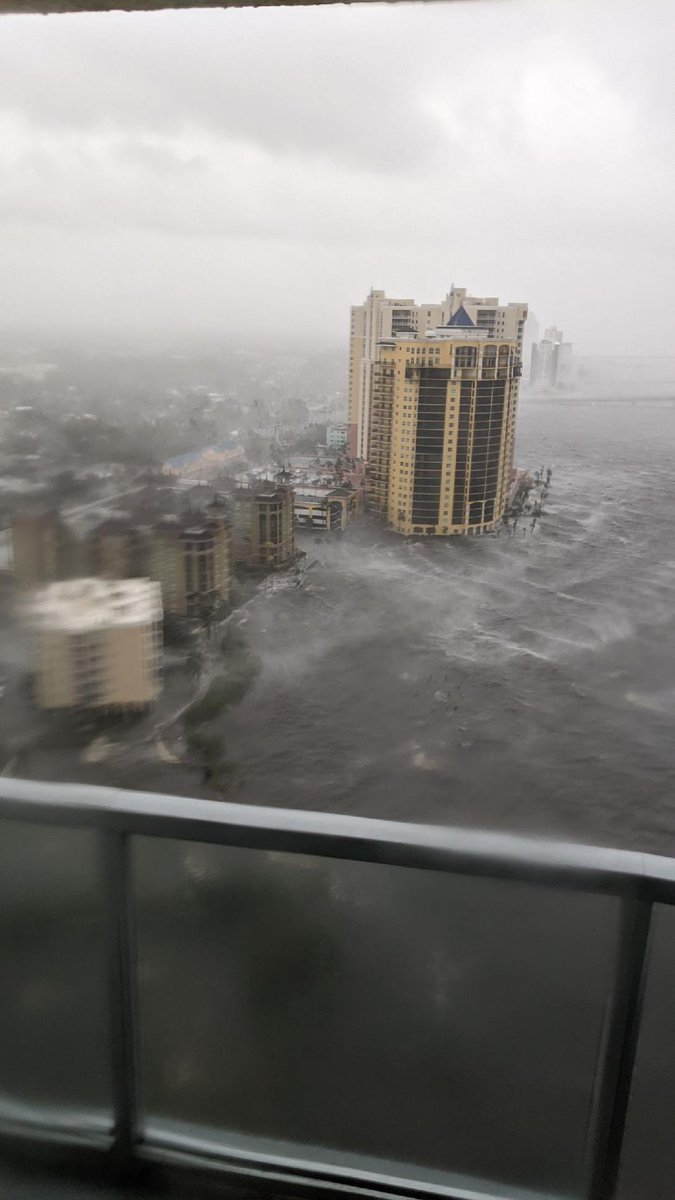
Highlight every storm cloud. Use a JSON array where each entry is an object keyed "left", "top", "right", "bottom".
[{"left": 0, "top": 0, "right": 672, "bottom": 350}]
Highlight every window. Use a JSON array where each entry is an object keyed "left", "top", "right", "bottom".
[
  {"left": 455, "top": 347, "right": 477, "bottom": 368},
  {"left": 3, "top": 10, "right": 670, "bottom": 1198}
]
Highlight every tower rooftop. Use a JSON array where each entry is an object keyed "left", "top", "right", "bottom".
[{"left": 445, "top": 305, "right": 475, "bottom": 328}]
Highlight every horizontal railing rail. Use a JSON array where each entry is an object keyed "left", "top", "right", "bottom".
[
  {"left": 2, "top": 777, "right": 675, "bottom": 899},
  {"left": 0, "top": 776, "right": 670, "bottom": 1200}
]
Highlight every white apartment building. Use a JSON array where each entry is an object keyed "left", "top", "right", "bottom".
[
  {"left": 26, "top": 577, "right": 163, "bottom": 711},
  {"left": 349, "top": 286, "right": 528, "bottom": 459},
  {"left": 326, "top": 422, "right": 349, "bottom": 453},
  {"left": 530, "top": 327, "right": 573, "bottom": 389}
]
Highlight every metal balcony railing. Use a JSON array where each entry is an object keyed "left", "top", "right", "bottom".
[{"left": 0, "top": 776, "right": 673, "bottom": 1200}]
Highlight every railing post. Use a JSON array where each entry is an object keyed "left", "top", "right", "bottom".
[
  {"left": 102, "top": 829, "right": 138, "bottom": 1177},
  {"left": 588, "top": 896, "right": 652, "bottom": 1200}
]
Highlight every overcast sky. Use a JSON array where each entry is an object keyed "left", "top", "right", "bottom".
[{"left": 0, "top": 0, "right": 673, "bottom": 353}]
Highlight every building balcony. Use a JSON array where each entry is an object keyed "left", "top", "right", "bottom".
[{"left": 0, "top": 776, "right": 671, "bottom": 1200}]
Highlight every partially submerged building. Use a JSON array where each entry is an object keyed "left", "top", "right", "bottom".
[
  {"left": 12, "top": 493, "right": 233, "bottom": 618},
  {"left": 232, "top": 483, "right": 295, "bottom": 569},
  {"left": 294, "top": 485, "right": 362, "bottom": 532},
  {"left": 26, "top": 577, "right": 163, "bottom": 712}
]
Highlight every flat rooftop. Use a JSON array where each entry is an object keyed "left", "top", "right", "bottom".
[
  {"left": 294, "top": 487, "right": 349, "bottom": 501},
  {"left": 235, "top": 482, "right": 292, "bottom": 502},
  {"left": 26, "top": 577, "right": 163, "bottom": 633}
]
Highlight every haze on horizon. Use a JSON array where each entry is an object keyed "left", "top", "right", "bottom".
[{"left": 0, "top": 0, "right": 673, "bottom": 356}]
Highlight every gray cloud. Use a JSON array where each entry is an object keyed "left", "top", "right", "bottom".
[{"left": 0, "top": 0, "right": 673, "bottom": 351}]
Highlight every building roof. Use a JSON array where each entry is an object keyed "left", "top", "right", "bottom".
[
  {"left": 26, "top": 578, "right": 162, "bottom": 633},
  {"left": 445, "top": 305, "right": 475, "bottom": 328},
  {"left": 235, "top": 482, "right": 293, "bottom": 503},
  {"left": 294, "top": 486, "right": 351, "bottom": 501}
]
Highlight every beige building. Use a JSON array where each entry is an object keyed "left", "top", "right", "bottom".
[
  {"left": 26, "top": 578, "right": 163, "bottom": 711},
  {"left": 349, "top": 286, "right": 527, "bottom": 459},
  {"left": 147, "top": 508, "right": 232, "bottom": 617},
  {"left": 13, "top": 503, "right": 232, "bottom": 618},
  {"left": 89, "top": 519, "right": 142, "bottom": 579},
  {"left": 368, "top": 305, "right": 523, "bottom": 536},
  {"left": 232, "top": 483, "right": 295, "bottom": 569},
  {"left": 12, "top": 511, "right": 84, "bottom": 588},
  {"left": 180, "top": 508, "right": 232, "bottom": 615},
  {"left": 138, "top": 507, "right": 233, "bottom": 617},
  {"left": 146, "top": 520, "right": 185, "bottom": 616}
]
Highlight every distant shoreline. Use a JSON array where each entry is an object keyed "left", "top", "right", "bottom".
[{"left": 520, "top": 392, "right": 675, "bottom": 404}]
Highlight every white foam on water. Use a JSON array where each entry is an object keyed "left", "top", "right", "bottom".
[
  {"left": 524, "top": 579, "right": 600, "bottom": 607},
  {"left": 523, "top": 627, "right": 595, "bottom": 653},
  {"left": 412, "top": 750, "right": 438, "bottom": 770},
  {"left": 625, "top": 689, "right": 675, "bottom": 715}
]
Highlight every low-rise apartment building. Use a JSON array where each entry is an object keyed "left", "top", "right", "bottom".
[
  {"left": 26, "top": 577, "right": 163, "bottom": 712},
  {"left": 232, "top": 483, "right": 295, "bottom": 569}
]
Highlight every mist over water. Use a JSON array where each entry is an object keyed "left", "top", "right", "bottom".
[{"left": 223, "top": 397, "right": 675, "bottom": 854}]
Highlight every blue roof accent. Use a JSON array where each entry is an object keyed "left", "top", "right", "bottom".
[
  {"left": 165, "top": 451, "right": 202, "bottom": 469},
  {"left": 446, "top": 305, "right": 475, "bottom": 328},
  {"left": 165, "top": 439, "right": 240, "bottom": 469}
]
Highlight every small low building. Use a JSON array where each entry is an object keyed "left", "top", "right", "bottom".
[
  {"left": 294, "top": 485, "right": 362, "bottom": 532},
  {"left": 294, "top": 487, "right": 348, "bottom": 532},
  {"left": 26, "top": 578, "right": 163, "bottom": 712}
]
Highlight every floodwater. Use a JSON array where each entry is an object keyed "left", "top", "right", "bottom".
[
  {"left": 223, "top": 397, "right": 675, "bottom": 854},
  {"left": 10, "top": 396, "right": 675, "bottom": 855}
]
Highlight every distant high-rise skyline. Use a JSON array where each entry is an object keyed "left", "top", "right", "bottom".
[{"left": 530, "top": 328, "right": 573, "bottom": 390}]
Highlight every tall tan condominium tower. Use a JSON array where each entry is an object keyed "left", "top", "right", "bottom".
[
  {"left": 26, "top": 577, "right": 163, "bottom": 711},
  {"left": 349, "top": 286, "right": 527, "bottom": 459},
  {"left": 368, "top": 305, "right": 524, "bottom": 537}
]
